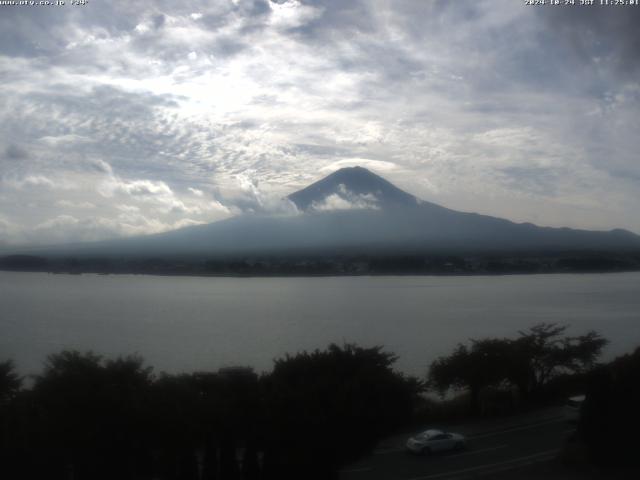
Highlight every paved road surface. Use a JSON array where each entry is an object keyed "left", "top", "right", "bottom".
[{"left": 340, "top": 408, "right": 573, "bottom": 480}]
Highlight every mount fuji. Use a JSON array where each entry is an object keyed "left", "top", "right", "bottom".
[{"left": 3, "top": 167, "right": 640, "bottom": 270}]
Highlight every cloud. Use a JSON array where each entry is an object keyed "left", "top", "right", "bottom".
[
  {"left": 321, "top": 159, "right": 398, "bottom": 174},
  {"left": 104, "top": 178, "right": 174, "bottom": 197},
  {"left": 99, "top": 174, "right": 228, "bottom": 216},
  {"left": 223, "top": 171, "right": 300, "bottom": 215},
  {"left": 268, "top": 0, "right": 324, "bottom": 29},
  {"left": 0, "top": 216, "right": 19, "bottom": 246},
  {"left": 0, "top": 0, "right": 639, "bottom": 244},
  {"left": 538, "top": 5, "right": 640, "bottom": 78},
  {"left": 55, "top": 200, "right": 97, "bottom": 209},
  {"left": 4, "top": 144, "right": 29, "bottom": 161},
  {"left": 38, "top": 134, "right": 92, "bottom": 146},
  {"left": 311, "top": 184, "right": 379, "bottom": 212},
  {"left": 5, "top": 175, "right": 56, "bottom": 190},
  {"left": 116, "top": 204, "right": 140, "bottom": 213},
  {"left": 0, "top": 211, "right": 210, "bottom": 247},
  {"left": 26, "top": 213, "right": 203, "bottom": 245},
  {"left": 87, "top": 159, "right": 114, "bottom": 175}
]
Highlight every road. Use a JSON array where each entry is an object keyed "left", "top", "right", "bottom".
[{"left": 340, "top": 408, "right": 574, "bottom": 480}]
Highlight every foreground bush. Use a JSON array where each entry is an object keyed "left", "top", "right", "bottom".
[
  {"left": 580, "top": 347, "right": 640, "bottom": 467},
  {"left": 0, "top": 344, "right": 423, "bottom": 480}
]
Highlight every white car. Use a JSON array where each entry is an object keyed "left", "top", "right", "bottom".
[{"left": 406, "top": 429, "right": 467, "bottom": 455}]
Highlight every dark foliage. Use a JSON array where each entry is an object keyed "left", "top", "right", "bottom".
[
  {"left": 509, "top": 324, "right": 607, "bottom": 400},
  {"left": 0, "top": 360, "right": 24, "bottom": 479},
  {"left": 0, "top": 359, "right": 22, "bottom": 403},
  {"left": 27, "top": 351, "right": 154, "bottom": 480},
  {"left": 580, "top": 347, "right": 640, "bottom": 467},
  {"left": 429, "top": 339, "right": 512, "bottom": 415},
  {"left": 428, "top": 324, "right": 607, "bottom": 413},
  {"left": 0, "top": 344, "right": 421, "bottom": 480},
  {"left": 0, "top": 255, "right": 48, "bottom": 270},
  {"left": 261, "top": 344, "right": 424, "bottom": 479}
]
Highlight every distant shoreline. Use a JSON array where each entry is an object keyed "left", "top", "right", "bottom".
[
  {"left": 2, "top": 267, "right": 640, "bottom": 279},
  {"left": 2, "top": 250, "right": 640, "bottom": 278}
]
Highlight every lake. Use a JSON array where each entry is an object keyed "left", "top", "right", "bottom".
[{"left": 1, "top": 271, "right": 639, "bottom": 377}]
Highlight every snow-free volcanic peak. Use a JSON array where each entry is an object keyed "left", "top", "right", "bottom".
[{"left": 287, "top": 166, "right": 420, "bottom": 212}]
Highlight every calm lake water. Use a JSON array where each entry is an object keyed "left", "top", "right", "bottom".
[{"left": 1, "top": 271, "right": 639, "bottom": 377}]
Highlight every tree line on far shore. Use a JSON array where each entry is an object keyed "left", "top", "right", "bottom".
[{"left": 0, "top": 323, "right": 637, "bottom": 480}]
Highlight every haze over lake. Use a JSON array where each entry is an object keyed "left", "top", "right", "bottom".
[{"left": 2, "top": 271, "right": 639, "bottom": 377}]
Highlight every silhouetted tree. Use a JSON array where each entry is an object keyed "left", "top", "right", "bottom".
[
  {"left": 429, "top": 339, "right": 512, "bottom": 414},
  {"left": 509, "top": 323, "right": 608, "bottom": 399},
  {"left": 0, "top": 360, "right": 24, "bottom": 479},
  {"left": 429, "top": 324, "right": 608, "bottom": 413},
  {"left": 261, "top": 343, "right": 423, "bottom": 479},
  {"left": 147, "top": 373, "right": 201, "bottom": 480},
  {"left": 0, "top": 359, "right": 22, "bottom": 403},
  {"left": 29, "top": 351, "right": 154, "bottom": 480},
  {"left": 580, "top": 347, "right": 640, "bottom": 467},
  {"left": 101, "top": 355, "right": 155, "bottom": 479}
]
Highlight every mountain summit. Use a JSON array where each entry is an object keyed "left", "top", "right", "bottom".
[{"left": 288, "top": 166, "right": 420, "bottom": 211}]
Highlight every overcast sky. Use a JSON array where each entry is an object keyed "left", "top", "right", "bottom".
[{"left": 1, "top": 0, "right": 639, "bottom": 245}]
